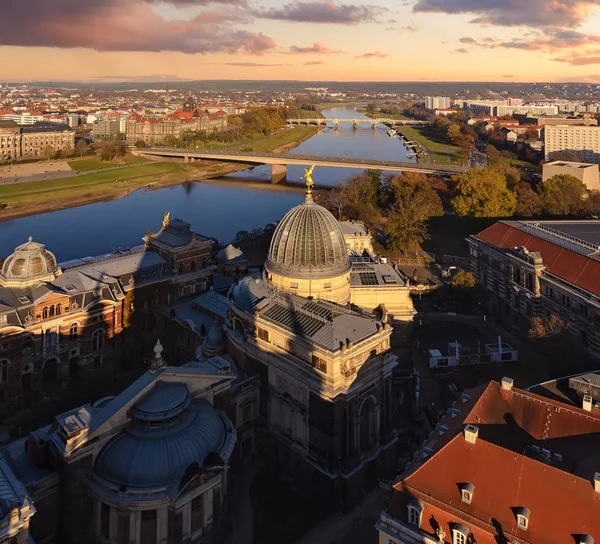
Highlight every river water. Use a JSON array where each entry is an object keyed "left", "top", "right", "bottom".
[{"left": 0, "top": 107, "right": 414, "bottom": 261}]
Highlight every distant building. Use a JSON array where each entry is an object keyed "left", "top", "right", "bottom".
[
  {"left": 545, "top": 125, "right": 600, "bottom": 163},
  {"left": 377, "top": 377, "right": 600, "bottom": 544},
  {"left": 425, "top": 96, "right": 450, "bottom": 110},
  {"left": 0, "top": 120, "right": 21, "bottom": 161},
  {"left": 543, "top": 161, "right": 600, "bottom": 190},
  {"left": 65, "top": 114, "right": 79, "bottom": 129},
  {"left": 20, "top": 122, "right": 75, "bottom": 158},
  {"left": 496, "top": 104, "right": 559, "bottom": 116},
  {"left": 339, "top": 220, "right": 374, "bottom": 254},
  {"left": 522, "top": 115, "right": 597, "bottom": 127},
  {"left": 433, "top": 108, "right": 456, "bottom": 117},
  {"left": 92, "top": 118, "right": 121, "bottom": 139},
  {"left": 468, "top": 220, "right": 600, "bottom": 359}
]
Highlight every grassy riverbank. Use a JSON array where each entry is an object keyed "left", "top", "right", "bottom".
[
  {"left": 0, "top": 161, "right": 252, "bottom": 221},
  {"left": 67, "top": 154, "right": 151, "bottom": 172},
  {"left": 396, "top": 126, "right": 464, "bottom": 165}
]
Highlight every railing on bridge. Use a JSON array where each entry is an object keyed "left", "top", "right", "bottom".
[{"left": 286, "top": 118, "right": 429, "bottom": 127}]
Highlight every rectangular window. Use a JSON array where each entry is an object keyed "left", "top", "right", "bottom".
[
  {"left": 311, "top": 354, "right": 327, "bottom": 373},
  {"left": 408, "top": 507, "right": 420, "bottom": 526},
  {"left": 580, "top": 304, "right": 589, "bottom": 318},
  {"left": 191, "top": 495, "right": 203, "bottom": 534},
  {"left": 290, "top": 282, "right": 299, "bottom": 289},
  {"left": 257, "top": 328, "right": 269, "bottom": 342},
  {"left": 100, "top": 502, "right": 110, "bottom": 538}
]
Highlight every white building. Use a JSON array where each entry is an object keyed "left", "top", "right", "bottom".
[
  {"left": 425, "top": 96, "right": 450, "bottom": 110},
  {"left": 496, "top": 105, "right": 559, "bottom": 117},
  {"left": 545, "top": 125, "right": 600, "bottom": 163}
]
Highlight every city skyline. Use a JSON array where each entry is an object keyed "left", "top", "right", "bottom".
[{"left": 3, "top": 0, "right": 600, "bottom": 83}]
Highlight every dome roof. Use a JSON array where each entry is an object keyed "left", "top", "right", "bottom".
[
  {"left": 203, "top": 321, "right": 226, "bottom": 357},
  {"left": 216, "top": 244, "right": 246, "bottom": 265},
  {"left": 0, "top": 237, "right": 60, "bottom": 287},
  {"left": 95, "top": 392, "right": 229, "bottom": 490},
  {"left": 265, "top": 194, "right": 350, "bottom": 279}
]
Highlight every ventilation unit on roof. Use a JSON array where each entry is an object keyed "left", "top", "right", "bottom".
[
  {"left": 18, "top": 296, "right": 30, "bottom": 304},
  {"left": 594, "top": 473, "right": 600, "bottom": 494},
  {"left": 64, "top": 284, "right": 76, "bottom": 292},
  {"left": 583, "top": 394, "right": 593, "bottom": 412},
  {"left": 501, "top": 377, "right": 514, "bottom": 391},
  {"left": 464, "top": 424, "right": 479, "bottom": 444}
]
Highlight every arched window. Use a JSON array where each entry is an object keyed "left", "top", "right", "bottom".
[
  {"left": 190, "top": 282, "right": 197, "bottom": 295},
  {"left": 42, "top": 307, "right": 48, "bottom": 319},
  {"left": 179, "top": 263, "right": 184, "bottom": 275},
  {"left": 0, "top": 360, "right": 9, "bottom": 383},
  {"left": 22, "top": 337, "right": 33, "bottom": 356},
  {"left": 191, "top": 260, "right": 196, "bottom": 272},
  {"left": 191, "top": 495, "right": 203, "bottom": 534},
  {"left": 201, "top": 278, "right": 208, "bottom": 291},
  {"left": 92, "top": 329, "right": 105, "bottom": 351},
  {"left": 69, "top": 323, "right": 78, "bottom": 340},
  {"left": 56, "top": 303, "right": 62, "bottom": 315},
  {"left": 49, "top": 305, "right": 55, "bottom": 317},
  {"left": 179, "top": 284, "right": 185, "bottom": 298},
  {"left": 202, "top": 257, "right": 208, "bottom": 267}
]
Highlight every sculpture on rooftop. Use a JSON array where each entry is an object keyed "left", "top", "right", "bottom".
[
  {"left": 162, "top": 211, "right": 171, "bottom": 230},
  {"left": 302, "top": 165, "right": 315, "bottom": 192}
]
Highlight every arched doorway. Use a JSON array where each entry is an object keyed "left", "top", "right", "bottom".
[{"left": 43, "top": 358, "right": 59, "bottom": 384}]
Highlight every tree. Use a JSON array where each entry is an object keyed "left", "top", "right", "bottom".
[
  {"left": 451, "top": 168, "right": 517, "bottom": 217},
  {"left": 537, "top": 174, "right": 587, "bottom": 215},
  {"left": 515, "top": 181, "right": 542, "bottom": 217},
  {"left": 383, "top": 172, "right": 443, "bottom": 252},
  {"left": 528, "top": 314, "right": 567, "bottom": 339},
  {"left": 316, "top": 182, "right": 348, "bottom": 219},
  {"left": 450, "top": 270, "right": 476, "bottom": 288},
  {"left": 75, "top": 139, "right": 89, "bottom": 157},
  {"left": 98, "top": 140, "right": 116, "bottom": 161},
  {"left": 585, "top": 190, "right": 600, "bottom": 216},
  {"left": 61, "top": 145, "right": 73, "bottom": 158},
  {"left": 42, "top": 146, "right": 55, "bottom": 161},
  {"left": 134, "top": 140, "right": 146, "bottom": 148}
]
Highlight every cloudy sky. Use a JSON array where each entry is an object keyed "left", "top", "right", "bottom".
[{"left": 3, "top": 0, "right": 600, "bottom": 82}]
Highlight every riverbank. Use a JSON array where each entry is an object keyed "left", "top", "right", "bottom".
[
  {"left": 396, "top": 126, "right": 463, "bottom": 165},
  {"left": 0, "top": 161, "right": 253, "bottom": 222},
  {"left": 0, "top": 125, "right": 320, "bottom": 222}
]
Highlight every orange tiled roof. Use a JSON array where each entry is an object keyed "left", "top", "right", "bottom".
[{"left": 475, "top": 221, "right": 600, "bottom": 297}]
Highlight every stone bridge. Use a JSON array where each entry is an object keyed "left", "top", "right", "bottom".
[{"left": 286, "top": 118, "right": 430, "bottom": 129}]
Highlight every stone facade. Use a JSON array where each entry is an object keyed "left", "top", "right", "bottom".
[
  {"left": 0, "top": 218, "right": 215, "bottom": 416},
  {"left": 20, "top": 122, "right": 75, "bottom": 158},
  {"left": 0, "top": 120, "right": 21, "bottom": 161}
]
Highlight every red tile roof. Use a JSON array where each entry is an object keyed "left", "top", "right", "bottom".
[
  {"left": 475, "top": 221, "right": 600, "bottom": 297},
  {"left": 388, "top": 381, "right": 600, "bottom": 543}
]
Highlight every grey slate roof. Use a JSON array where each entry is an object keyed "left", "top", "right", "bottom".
[
  {"left": 0, "top": 453, "right": 32, "bottom": 521},
  {"left": 20, "top": 122, "right": 73, "bottom": 133},
  {"left": 193, "top": 290, "right": 228, "bottom": 320}
]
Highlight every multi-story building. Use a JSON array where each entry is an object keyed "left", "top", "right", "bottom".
[
  {"left": 545, "top": 124, "right": 600, "bottom": 163},
  {"left": 125, "top": 100, "right": 228, "bottom": 144},
  {"left": 542, "top": 160, "right": 600, "bottom": 190},
  {"left": 20, "top": 122, "right": 75, "bottom": 158},
  {"left": 467, "top": 220, "right": 600, "bottom": 358},
  {"left": 0, "top": 119, "right": 21, "bottom": 161},
  {"left": 425, "top": 96, "right": 450, "bottom": 111},
  {"left": 521, "top": 115, "right": 598, "bottom": 127},
  {"left": 496, "top": 104, "right": 559, "bottom": 116},
  {"left": 377, "top": 377, "right": 600, "bottom": 544},
  {"left": 0, "top": 349, "right": 247, "bottom": 544},
  {"left": 339, "top": 220, "right": 374, "bottom": 255},
  {"left": 92, "top": 118, "right": 121, "bottom": 139},
  {"left": 0, "top": 216, "right": 214, "bottom": 415}
]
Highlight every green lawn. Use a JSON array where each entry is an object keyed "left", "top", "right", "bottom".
[
  {"left": 204, "top": 125, "right": 319, "bottom": 153},
  {"left": 67, "top": 154, "right": 150, "bottom": 172},
  {"left": 396, "top": 126, "right": 464, "bottom": 165},
  {"left": 493, "top": 156, "right": 537, "bottom": 168}
]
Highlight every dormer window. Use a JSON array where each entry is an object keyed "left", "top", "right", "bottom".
[
  {"left": 459, "top": 482, "right": 474, "bottom": 505},
  {"left": 407, "top": 501, "right": 423, "bottom": 527},
  {"left": 452, "top": 523, "right": 469, "bottom": 544},
  {"left": 515, "top": 506, "right": 531, "bottom": 530}
]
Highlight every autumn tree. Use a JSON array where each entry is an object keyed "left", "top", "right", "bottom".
[
  {"left": 42, "top": 145, "right": 55, "bottom": 161},
  {"left": 585, "top": 190, "right": 600, "bottom": 216},
  {"left": 451, "top": 168, "right": 517, "bottom": 217},
  {"left": 528, "top": 314, "right": 568, "bottom": 339},
  {"left": 75, "top": 139, "right": 89, "bottom": 157},
  {"left": 450, "top": 269, "right": 476, "bottom": 288},
  {"left": 383, "top": 172, "right": 443, "bottom": 253},
  {"left": 537, "top": 174, "right": 587, "bottom": 215},
  {"left": 515, "top": 181, "right": 542, "bottom": 217},
  {"left": 315, "top": 182, "right": 348, "bottom": 219}
]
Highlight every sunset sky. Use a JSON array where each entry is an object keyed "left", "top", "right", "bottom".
[{"left": 3, "top": 0, "right": 600, "bottom": 82}]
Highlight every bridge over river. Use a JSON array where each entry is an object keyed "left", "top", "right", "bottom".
[
  {"left": 137, "top": 148, "right": 469, "bottom": 183},
  {"left": 286, "top": 118, "right": 429, "bottom": 129}
]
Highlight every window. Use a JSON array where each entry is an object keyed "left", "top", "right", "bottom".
[
  {"left": 43, "top": 328, "right": 58, "bottom": 348},
  {"left": 243, "top": 404, "right": 252, "bottom": 423},
  {"left": 290, "top": 282, "right": 299, "bottom": 289},
  {"left": 257, "top": 328, "right": 269, "bottom": 342},
  {"left": 324, "top": 282, "right": 332, "bottom": 289},
  {"left": 0, "top": 360, "right": 8, "bottom": 383},
  {"left": 191, "top": 260, "right": 196, "bottom": 272},
  {"left": 100, "top": 502, "right": 110, "bottom": 538},
  {"left": 179, "top": 284, "right": 185, "bottom": 298},
  {"left": 453, "top": 531, "right": 467, "bottom": 544},
  {"left": 191, "top": 495, "right": 203, "bottom": 534},
  {"left": 140, "top": 510, "right": 157, "bottom": 543},
  {"left": 191, "top": 282, "right": 197, "bottom": 295},
  {"left": 461, "top": 489, "right": 472, "bottom": 504},
  {"left": 56, "top": 303, "right": 62, "bottom": 315},
  {"left": 517, "top": 514, "right": 529, "bottom": 530},
  {"left": 0, "top": 314, "right": 6, "bottom": 324},
  {"left": 22, "top": 337, "right": 32, "bottom": 356},
  {"left": 312, "top": 354, "right": 327, "bottom": 373},
  {"left": 42, "top": 307, "right": 48, "bottom": 319},
  {"left": 49, "top": 305, "right": 55, "bottom": 317},
  {"left": 408, "top": 505, "right": 420, "bottom": 526},
  {"left": 179, "top": 263, "right": 184, "bottom": 275},
  {"left": 580, "top": 303, "right": 589, "bottom": 318},
  {"left": 92, "top": 329, "right": 104, "bottom": 351},
  {"left": 70, "top": 323, "right": 78, "bottom": 340}
]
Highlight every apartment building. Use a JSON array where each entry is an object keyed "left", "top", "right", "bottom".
[
  {"left": 545, "top": 125, "right": 600, "bottom": 162},
  {"left": 424, "top": 96, "right": 450, "bottom": 110},
  {"left": 468, "top": 220, "right": 600, "bottom": 358},
  {"left": 92, "top": 118, "right": 121, "bottom": 139}
]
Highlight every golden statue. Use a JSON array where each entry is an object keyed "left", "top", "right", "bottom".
[
  {"left": 302, "top": 165, "right": 315, "bottom": 192},
  {"left": 162, "top": 211, "right": 170, "bottom": 230}
]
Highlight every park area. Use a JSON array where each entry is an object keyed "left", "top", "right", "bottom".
[
  {"left": 67, "top": 154, "right": 151, "bottom": 171},
  {"left": 397, "top": 126, "right": 463, "bottom": 164}
]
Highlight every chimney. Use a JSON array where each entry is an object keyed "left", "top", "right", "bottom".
[
  {"left": 583, "top": 394, "right": 593, "bottom": 412},
  {"left": 501, "top": 377, "right": 514, "bottom": 391},
  {"left": 594, "top": 472, "right": 600, "bottom": 494},
  {"left": 464, "top": 424, "right": 479, "bottom": 444}
]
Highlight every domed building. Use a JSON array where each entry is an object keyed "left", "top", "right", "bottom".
[
  {"left": 0, "top": 237, "right": 61, "bottom": 288},
  {"left": 265, "top": 191, "right": 351, "bottom": 304},
  {"left": 225, "top": 173, "right": 415, "bottom": 506}
]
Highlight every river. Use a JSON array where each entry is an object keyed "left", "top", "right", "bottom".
[{"left": 0, "top": 107, "right": 414, "bottom": 261}]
